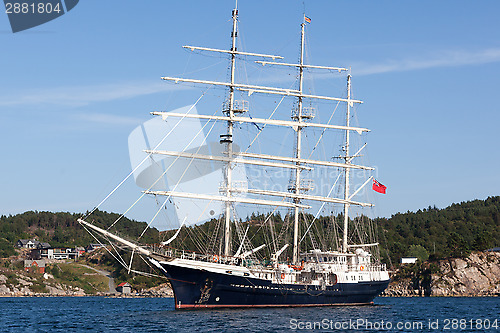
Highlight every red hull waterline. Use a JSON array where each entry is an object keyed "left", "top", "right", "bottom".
[{"left": 176, "top": 302, "right": 375, "bottom": 310}]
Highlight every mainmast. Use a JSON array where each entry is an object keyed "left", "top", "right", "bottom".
[
  {"left": 342, "top": 75, "right": 352, "bottom": 253},
  {"left": 222, "top": 3, "right": 239, "bottom": 257},
  {"left": 292, "top": 22, "right": 306, "bottom": 264}
]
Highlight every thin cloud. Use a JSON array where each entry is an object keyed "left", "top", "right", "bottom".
[
  {"left": 76, "top": 113, "right": 143, "bottom": 126},
  {"left": 249, "top": 48, "right": 500, "bottom": 82},
  {"left": 353, "top": 48, "right": 500, "bottom": 76},
  {"left": 4, "top": 48, "right": 498, "bottom": 108},
  {"left": 0, "top": 81, "right": 190, "bottom": 107}
]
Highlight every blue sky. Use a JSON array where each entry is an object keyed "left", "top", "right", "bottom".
[{"left": 1, "top": 0, "right": 499, "bottom": 224}]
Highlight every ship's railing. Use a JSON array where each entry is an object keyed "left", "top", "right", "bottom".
[
  {"left": 287, "top": 179, "right": 315, "bottom": 192},
  {"left": 346, "top": 264, "right": 387, "bottom": 272},
  {"left": 147, "top": 245, "right": 387, "bottom": 272},
  {"left": 291, "top": 106, "right": 315, "bottom": 120},
  {"left": 148, "top": 245, "right": 265, "bottom": 267},
  {"left": 311, "top": 263, "right": 387, "bottom": 272},
  {"left": 223, "top": 99, "right": 249, "bottom": 114},
  {"left": 366, "top": 264, "right": 387, "bottom": 272}
]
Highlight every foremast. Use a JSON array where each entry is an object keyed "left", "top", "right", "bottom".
[
  {"left": 223, "top": 4, "right": 239, "bottom": 257},
  {"left": 159, "top": 4, "right": 284, "bottom": 258}
]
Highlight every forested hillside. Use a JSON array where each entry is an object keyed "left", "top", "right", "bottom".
[
  {"left": 1, "top": 197, "right": 499, "bottom": 266},
  {"left": 0, "top": 210, "right": 160, "bottom": 257},
  {"left": 163, "top": 196, "right": 500, "bottom": 266},
  {"left": 377, "top": 196, "right": 500, "bottom": 264}
]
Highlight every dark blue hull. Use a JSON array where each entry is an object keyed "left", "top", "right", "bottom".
[{"left": 158, "top": 261, "right": 390, "bottom": 309}]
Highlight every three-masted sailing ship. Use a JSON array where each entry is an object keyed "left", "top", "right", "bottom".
[{"left": 79, "top": 4, "right": 390, "bottom": 309}]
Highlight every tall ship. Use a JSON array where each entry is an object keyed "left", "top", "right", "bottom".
[{"left": 79, "top": 4, "right": 390, "bottom": 309}]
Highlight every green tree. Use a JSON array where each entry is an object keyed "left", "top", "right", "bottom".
[
  {"left": 447, "top": 232, "right": 470, "bottom": 258},
  {"left": 472, "top": 232, "right": 493, "bottom": 251},
  {"left": 0, "top": 239, "right": 15, "bottom": 258},
  {"left": 407, "top": 244, "right": 429, "bottom": 262}
]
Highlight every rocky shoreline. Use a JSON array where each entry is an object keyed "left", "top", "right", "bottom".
[
  {"left": 1, "top": 251, "right": 499, "bottom": 298},
  {"left": 0, "top": 280, "right": 174, "bottom": 298},
  {"left": 0, "top": 273, "right": 87, "bottom": 297},
  {"left": 0, "top": 269, "right": 174, "bottom": 297},
  {"left": 382, "top": 251, "right": 500, "bottom": 297}
]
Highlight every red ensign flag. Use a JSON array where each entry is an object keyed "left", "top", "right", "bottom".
[{"left": 372, "top": 179, "right": 387, "bottom": 194}]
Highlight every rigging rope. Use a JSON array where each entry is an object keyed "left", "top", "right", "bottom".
[
  {"left": 104, "top": 91, "right": 219, "bottom": 232},
  {"left": 299, "top": 172, "right": 342, "bottom": 244},
  {"left": 243, "top": 78, "right": 297, "bottom": 153},
  {"left": 307, "top": 101, "right": 341, "bottom": 159},
  {"left": 85, "top": 91, "right": 210, "bottom": 221},
  {"left": 136, "top": 117, "right": 219, "bottom": 240}
]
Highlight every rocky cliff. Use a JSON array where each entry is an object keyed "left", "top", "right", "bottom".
[
  {"left": 383, "top": 251, "right": 500, "bottom": 297},
  {"left": 0, "top": 271, "right": 87, "bottom": 296},
  {"left": 0, "top": 261, "right": 174, "bottom": 297}
]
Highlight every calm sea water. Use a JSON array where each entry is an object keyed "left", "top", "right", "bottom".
[{"left": 0, "top": 297, "right": 498, "bottom": 332}]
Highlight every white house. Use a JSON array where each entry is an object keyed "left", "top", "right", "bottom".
[
  {"left": 16, "top": 239, "right": 38, "bottom": 249},
  {"left": 400, "top": 257, "right": 418, "bottom": 264},
  {"left": 32, "top": 248, "right": 80, "bottom": 260}
]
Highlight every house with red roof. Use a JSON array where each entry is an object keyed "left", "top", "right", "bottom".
[{"left": 116, "top": 282, "right": 132, "bottom": 294}]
